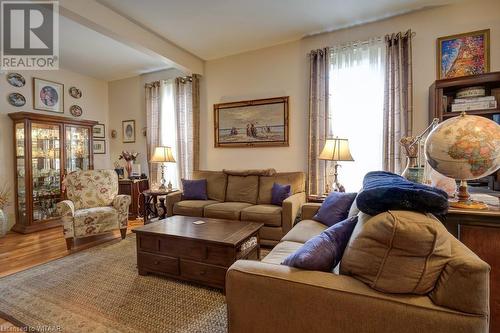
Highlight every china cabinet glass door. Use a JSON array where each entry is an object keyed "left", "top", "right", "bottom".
[
  {"left": 65, "top": 125, "right": 91, "bottom": 173},
  {"left": 31, "top": 122, "right": 61, "bottom": 223},
  {"left": 15, "top": 122, "right": 27, "bottom": 224}
]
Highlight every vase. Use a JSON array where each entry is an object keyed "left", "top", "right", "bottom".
[
  {"left": 125, "top": 161, "right": 133, "bottom": 179},
  {"left": 0, "top": 209, "right": 7, "bottom": 237}
]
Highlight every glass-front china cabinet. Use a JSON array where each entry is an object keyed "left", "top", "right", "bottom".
[{"left": 8, "top": 112, "right": 98, "bottom": 233}]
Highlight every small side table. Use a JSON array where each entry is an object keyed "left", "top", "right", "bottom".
[
  {"left": 141, "top": 189, "right": 179, "bottom": 224},
  {"left": 118, "top": 178, "right": 149, "bottom": 219}
]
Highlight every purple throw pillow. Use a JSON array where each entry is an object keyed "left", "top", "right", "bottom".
[
  {"left": 181, "top": 179, "right": 208, "bottom": 200},
  {"left": 271, "top": 183, "right": 291, "bottom": 206},
  {"left": 313, "top": 192, "right": 357, "bottom": 227},
  {"left": 282, "top": 216, "right": 358, "bottom": 271}
]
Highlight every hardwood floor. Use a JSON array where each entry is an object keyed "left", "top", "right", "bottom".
[{"left": 0, "top": 219, "right": 143, "bottom": 331}]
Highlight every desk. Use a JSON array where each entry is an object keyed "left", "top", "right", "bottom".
[
  {"left": 141, "top": 189, "right": 179, "bottom": 224},
  {"left": 118, "top": 179, "right": 149, "bottom": 219}
]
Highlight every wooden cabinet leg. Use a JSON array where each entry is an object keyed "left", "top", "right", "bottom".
[
  {"left": 120, "top": 229, "right": 127, "bottom": 239},
  {"left": 65, "top": 238, "right": 74, "bottom": 250}
]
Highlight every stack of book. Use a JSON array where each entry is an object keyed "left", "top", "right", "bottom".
[{"left": 451, "top": 96, "right": 497, "bottom": 112}]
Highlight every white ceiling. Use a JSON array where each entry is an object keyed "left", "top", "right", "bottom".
[
  {"left": 59, "top": 16, "right": 171, "bottom": 81},
  {"left": 99, "top": 0, "right": 458, "bottom": 60}
]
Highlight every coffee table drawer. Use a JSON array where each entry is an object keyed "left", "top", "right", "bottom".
[
  {"left": 180, "top": 259, "right": 226, "bottom": 286},
  {"left": 138, "top": 252, "right": 179, "bottom": 275}
]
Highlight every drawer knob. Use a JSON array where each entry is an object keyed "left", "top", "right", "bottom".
[
  {"left": 154, "top": 260, "right": 160, "bottom": 265},
  {"left": 200, "top": 270, "right": 206, "bottom": 275}
]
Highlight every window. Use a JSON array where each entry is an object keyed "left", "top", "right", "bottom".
[
  {"left": 328, "top": 39, "right": 385, "bottom": 191},
  {"left": 159, "top": 79, "right": 180, "bottom": 188}
]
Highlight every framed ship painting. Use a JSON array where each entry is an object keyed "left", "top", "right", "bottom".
[
  {"left": 437, "top": 29, "right": 490, "bottom": 79},
  {"left": 214, "top": 96, "right": 289, "bottom": 148}
]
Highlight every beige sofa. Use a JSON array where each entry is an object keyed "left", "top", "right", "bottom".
[
  {"left": 165, "top": 169, "right": 306, "bottom": 246},
  {"left": 226, "top": 203, "right": 490, "bottom": 333}
]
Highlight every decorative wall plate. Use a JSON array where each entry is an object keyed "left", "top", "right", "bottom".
[
  {"left": 8, "top": 92, "right": 26, "bottom": 107},
  {"left": 69, "top": 86, "right": 82, "bottom": 99},
  {"left": 70, "top": 105, "right": 82, "bottom": 117},
  {"left": 7, "top": 73, "right": 25, "bottom": 87}
]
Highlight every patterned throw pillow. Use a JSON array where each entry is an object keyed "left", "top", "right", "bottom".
[
  {"left": 313, "top": 192, "right": 357, "bottom": 226},
  {"left": 181, "top": 179, "right": 208, "bottom": 200},
  {"left": 271, "top": 183, "right": 291, "bottom": 206},
  {"left": 282, "top": 216, "right": 358, "bottom": 272}
]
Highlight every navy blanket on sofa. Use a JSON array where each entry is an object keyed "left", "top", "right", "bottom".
[{"left": 356, "top": 171, "right": 449, "bottom": 216}]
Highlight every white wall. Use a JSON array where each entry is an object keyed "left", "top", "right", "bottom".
[
  {"left": 0, "top": 68, "right": 109, "bottom": 230},
  {"left": 202, "top": 0, "right": 500, "bottom": 172},
  {"left": 108, "top": 68, "right": 185, "bottom": 179}
]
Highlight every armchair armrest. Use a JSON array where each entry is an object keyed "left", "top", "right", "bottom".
[
  {"left": 113, "top": 195, "right": 131, "bottom": 228},
  {"left": 301, "top": 203, "right": 321, "bottom": 220},
  {"left": 56, "top": 200, "right": 75, "bottom": 238},
  {"left": 282, "top": 192, "right": 306, "bottom": 233},
  {"left": 166, "top": 191, "right": 182, "bottom": 217}
]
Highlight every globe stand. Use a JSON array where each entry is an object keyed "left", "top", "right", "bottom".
[{"left": 449, "top": 180, "right": 488, "bottom": 210}]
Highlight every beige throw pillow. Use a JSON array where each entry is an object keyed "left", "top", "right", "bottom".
[{"left": 340, "top": 210, "right": 452, "bottom": 294}]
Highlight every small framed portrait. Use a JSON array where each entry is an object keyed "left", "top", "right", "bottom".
[
  {"left": 93, "top": 123, "right": 105, "bottom": 138},
  {"left": 437, "top": 29, "right": 490, "bottom": 79},
  {"left": 122, "top": 120, "right": 136, "bottom": 143},
  {"left": 33, "top": 78, "right": 64, "bottom": 113},
  {"left": 93, "top": 140, "right": 106, "bottom": 154}
]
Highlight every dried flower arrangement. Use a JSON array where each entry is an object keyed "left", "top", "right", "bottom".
[{"left": 119, "top": 151, "right": 139, "bottom": 162}]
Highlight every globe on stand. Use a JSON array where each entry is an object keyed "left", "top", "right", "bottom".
[{"left": 425, "top": 112, "right": 500, "bottom": 209}]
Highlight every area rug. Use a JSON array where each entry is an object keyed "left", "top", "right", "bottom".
[{"left": 0, "top": 235, "right": 228, "bottom": 333}]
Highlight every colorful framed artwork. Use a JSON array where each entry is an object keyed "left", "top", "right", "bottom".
[
  {"left": 437, "top": 29, "right": 490, "bottom": 79},
  {"left": 214, "top": 96, "right": 289, "bottom": 148},
  {"left": 33, "top": 77, "right": 64, "bottom": 113},
  {"left": 122, "top": 120, "right": 136, "bottom": 143},
  {"left": 93, "top": 124, "right": 105, "bottom": 138},
  {"left": 93, "top": 140, "right": 106, "bottom": 154}
]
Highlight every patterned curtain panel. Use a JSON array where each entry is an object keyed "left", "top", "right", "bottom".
[
  {"left": 145, "top": 81, "right": 162, "bottom": 182},
  {"left": 174, "top": 75, "right": 201, "bottom": 181},
  {"left": 383, "top": 30, "right": 413, "bottom": 174},
  {"left": 308, "top": 47, "right": 332, "bottom": 195}
]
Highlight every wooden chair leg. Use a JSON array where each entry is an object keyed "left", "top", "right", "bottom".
[
  {"left": 120, "top": 228, "right": 127, "bottom": 239},
  {"left": 65, "top": 238, "right": 74, "bottom": 250}
]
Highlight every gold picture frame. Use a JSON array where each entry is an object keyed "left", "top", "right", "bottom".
[
  {"left": 437, "top": 29, "right": 490, "bottom": 79},
  {"left": 214, "top": 96, "right": 289, "bottom": 148},
  {"left": 122, "top": 120, "right": 136, "bottom": 143}
]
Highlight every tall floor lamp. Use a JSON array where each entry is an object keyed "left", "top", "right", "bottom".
[
  {"left": 151, "top": 146, "right": 176, "bottom": 191},
  {"left": 318, "top": 137, "right": 354, "bottom": 193}
]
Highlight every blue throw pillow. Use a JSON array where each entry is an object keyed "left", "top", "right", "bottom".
[
  {"left": 282, "top": 216, "right": 358, "bottom": 271},
  {"left": 181, "top": 179, "right": 208, "bottom": 200},
  {"left": 313, "top": 192, "right": 357, "bottom": 227},
  {"left": 356, "top": 171, "right": 449, "bottom": 216},
  {"left": 271, "top": 183, "right": 291, "bottom": 206}
]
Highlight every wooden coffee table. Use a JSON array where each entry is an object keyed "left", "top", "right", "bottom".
[{"left": 132, "top": 215, "right": 263, "bottom": 289}]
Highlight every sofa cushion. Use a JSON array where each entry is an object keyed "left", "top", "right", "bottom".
[
  {"left": 74, "top": 206, "right": 118, "bottom": 237},
  {"left": 340, "top": 210, "right": 452, "bottom": 295},
  {"left": 173, "top": 200, "right": 219, "bottom": 217},
  {"left": 261, "top": 241, "right": 303, "bottom": 265},
  {"left": 356, "top": 171, "right": 449, "bottom": 216},
  {"left": 283, "top": 216, "right": 358, "bottom": 271},
  {"left": 271, "top": 183, "right": 291, "bottom": 206},
  {"left": 192, "top": 170, "right": 227, "bottom": 202},
  {"left": 313, "top": 192, "right": 357, "bottom": 227},
  {"left": 258, "top": 172, "right": 305, "bottom": 204},
  {"left": 181, "top": 179, "right": 208, "bottom": 200},
  {"left": 281, "top": 219, "right": 327, "bottom": 244},
  {"left": 241, "top": 204, "right": 282, "bottom": 227},
  {"left": 204, "top": 202, "right": 253, "bottom": 220},
  {"left": 225, "top": 175, "right": 259, "bottom": 204}
]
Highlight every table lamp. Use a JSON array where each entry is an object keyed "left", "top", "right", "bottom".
[
  {"left": 151, "top": 146, "right": 176, "bottom": 191},
  {"left": 318, "top": 137, "right": 354, "bottom": 193}
]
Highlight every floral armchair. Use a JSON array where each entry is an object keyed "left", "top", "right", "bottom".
[{"left": 56, "top": 170, "right": 131, "bottom": 250}]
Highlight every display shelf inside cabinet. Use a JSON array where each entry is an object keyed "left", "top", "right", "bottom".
[{"left": 8, "top": 112, "right": 98, "bottom": 234}]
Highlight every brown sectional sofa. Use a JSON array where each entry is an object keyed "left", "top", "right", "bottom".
[
  {"left": 226, "top": 203, "right": 490, "bottom": 333},
  {"left": 165, "top": 169, "right": 306, "bottom": 246}
]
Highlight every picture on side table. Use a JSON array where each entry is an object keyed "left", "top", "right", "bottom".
[
  {"left": 93, "top": 140, "right": 106, "bottom": 154},
  {"left": 437, "top": 29, "right": 490, "bottom": 79},
  {"left": 122, "top": 120, "right": 136, "bottom": 143},
  {"left": 33, "top": 78, "right": 64, "bottom": 113},
  {"left": 93, "top": 124, "right": 105, "bottom": 138},
  {"left": 214, "top": 96, "right": 289, "bottom": 148}
]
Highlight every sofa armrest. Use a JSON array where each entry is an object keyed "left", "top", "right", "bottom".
[
  {"left": 56, "top": 200, "right": 75, "bottom": 238},
  {"left": 301, "top": 203, "right": 321, "bottom": 220},
  {"left": 226, "top": 260, "right": 488, "bottom": 333},
  {"left": 113, "top": 194, "right": 131, "bottom": 228},
  {"left": 281, "top": 192, "right": 306, "bottom": 233},
  {"left": 166, "top": 191, "right": 182, "bottom": 217}
]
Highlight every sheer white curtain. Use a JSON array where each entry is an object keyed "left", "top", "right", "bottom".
[
  {"left": 159, "top": 79, "right": 180, "bottom": 188},
  {"left": 329, "top": 38, "right": 385, "bottom": 191}
]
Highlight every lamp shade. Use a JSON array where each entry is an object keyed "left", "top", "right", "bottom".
[
  {"left": 151, "top": 146, "right": 176, "bottom": 163},
  {"left": 318, "top": 137, "right": 354, "bottom": 161}
]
